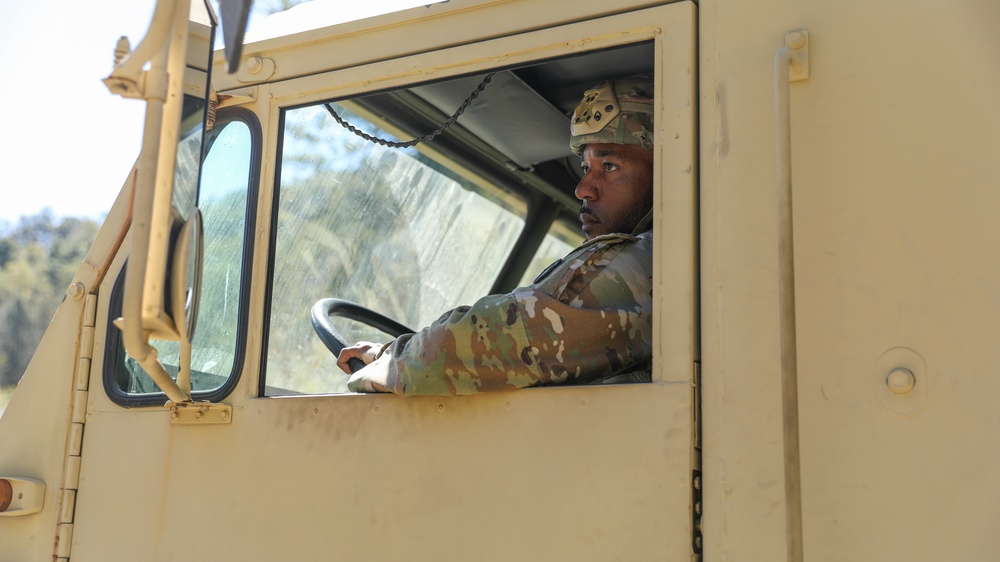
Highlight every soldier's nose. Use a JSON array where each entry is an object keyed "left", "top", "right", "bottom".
[{"left": 575, "top": 177, "right": 598, "bottom": 201}]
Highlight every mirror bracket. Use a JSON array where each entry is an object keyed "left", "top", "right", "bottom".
[
  {"left": 168, "top": 401, "right": 233, "bottom": 426},
  {"left": 103, "top": 0, "right": 180, "bottom": 100}
]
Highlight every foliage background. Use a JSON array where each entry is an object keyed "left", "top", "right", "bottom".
[{"left": 0, "top": 211, "right": 100, "bottom": 415}]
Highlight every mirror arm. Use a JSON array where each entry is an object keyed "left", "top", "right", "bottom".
[
  {"left": 177, "top": 339, "right": 193, "bottom": 397},
  {"left": 133, "top": 347, "right": 191, "bottom": 404}
]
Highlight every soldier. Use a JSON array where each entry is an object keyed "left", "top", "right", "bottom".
[{"left": 338, "top": 76, "right": 655, "bottom": 395}]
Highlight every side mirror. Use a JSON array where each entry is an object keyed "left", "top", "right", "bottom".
[
  {"left": 107, "top": 0, "right": 217, "bottom": 403},
  {"left": 171, "top": 208, "right": 203, "bottom": 347},
  {"left": 170, "top": 208, "right": 204, "bottom": 392}
]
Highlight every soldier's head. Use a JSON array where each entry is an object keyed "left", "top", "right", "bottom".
[{"left": 569, "top": 77, "right": 654, "bottom": 239}]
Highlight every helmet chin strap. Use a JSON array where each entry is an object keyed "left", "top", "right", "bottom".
[{"left": 630, "top": 209, "right": 654, "bottom": 235}]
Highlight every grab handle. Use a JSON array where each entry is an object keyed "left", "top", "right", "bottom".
[{"left": 774, "top": 29, "right": 809, "bottom": 562}]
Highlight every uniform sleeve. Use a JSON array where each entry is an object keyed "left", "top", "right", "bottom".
[{"left": 347, "top": 233, "right": 653, "bottom": 395}]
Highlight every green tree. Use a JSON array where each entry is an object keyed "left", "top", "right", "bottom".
[{"left": 0, "top": 210, "right": 99, "bottom": 387}]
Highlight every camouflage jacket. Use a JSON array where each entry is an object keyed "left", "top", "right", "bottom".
[{"left": 347, "top": 230, "right": 653, "bottom": 395}]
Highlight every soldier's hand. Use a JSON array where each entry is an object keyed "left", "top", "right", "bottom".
[{"left": 337, "top": 341, "right": 382, "bottom": 374}]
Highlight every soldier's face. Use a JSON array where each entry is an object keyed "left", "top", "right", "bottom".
[{"left": 575, "top": 143, "right": 654, "bottom": 239}]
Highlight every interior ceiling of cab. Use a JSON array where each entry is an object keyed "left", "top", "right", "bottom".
[{"left": 352, "top": 41, "right": 655, "bottom": 207}]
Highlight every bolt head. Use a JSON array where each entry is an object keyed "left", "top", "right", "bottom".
[
  {"left": 886, "top": 368, "right": 916, "bottom": 394},
  {"left": 67, "top": 283, "right": 85, "bottom": 300},
  {"left": 246, "top": 56, "right": 263, "bottom": 74},
  {"left": 787, "top": 31, "right": 806, "bottom": 50}
]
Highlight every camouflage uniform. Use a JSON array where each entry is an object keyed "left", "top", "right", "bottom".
[
  {"left": 347, "top": 76, "right": 655, "bottom": 395},
  {"left": 348, "top": 227, "right": 652, "bottom": 395}
]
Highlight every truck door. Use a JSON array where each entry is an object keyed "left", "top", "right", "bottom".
[{"left": 73, "top": 3, "right": 699, "bottom": 560}]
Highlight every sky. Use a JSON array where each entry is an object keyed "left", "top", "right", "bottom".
[
  {"left": 0, "top": 0, "right": 154, "bottom": 226},
  {"left": 0, "top": 0, "right": 441, "bottom": 228}
]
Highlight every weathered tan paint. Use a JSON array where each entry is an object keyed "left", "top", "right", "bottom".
[
  {"left": 2, "top": 0, "right": 998, "bottom": 559},
  {"left": 0, "top": 171, "right": 135, "bottom": 560},
  {"left": 699, "top": 0, "right": 1000, "bottom": 559}
]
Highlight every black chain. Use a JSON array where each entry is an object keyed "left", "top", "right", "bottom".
[{"left": 324, "top": 73, "right": 496, "bottom": 149}]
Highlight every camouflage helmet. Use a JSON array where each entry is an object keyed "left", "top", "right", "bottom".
[{"left": 569, "top": 76, "right": 654, "bottom": 155}]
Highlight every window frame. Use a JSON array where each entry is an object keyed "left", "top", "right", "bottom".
[
  {"left": 255, "top": 1, "right": 697, "bottom": 396},
  {"left": 102, "top": 108, "right": 263, "bottom": 407}
]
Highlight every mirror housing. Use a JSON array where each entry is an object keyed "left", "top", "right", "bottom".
[{"left": 170, "top": 208, "right": 204, "bottom": 394}]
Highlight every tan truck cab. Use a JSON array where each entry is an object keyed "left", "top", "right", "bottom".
[{"left": 1, "top": 0, "right": 998, "bottom": 560}]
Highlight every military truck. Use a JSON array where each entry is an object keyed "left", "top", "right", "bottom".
[{"left": 1, "top": 0, "right": 997, "bottom": 560}]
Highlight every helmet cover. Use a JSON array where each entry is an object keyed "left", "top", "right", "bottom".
[{"left": 569, "top": 76, "right": 654, "bottom": 155}]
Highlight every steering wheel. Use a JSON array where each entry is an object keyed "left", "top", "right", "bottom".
[{"left": 310, "top": 298, "right": 414, "bottom": 373}]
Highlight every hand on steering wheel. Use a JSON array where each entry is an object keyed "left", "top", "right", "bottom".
[
  {"left": 311, "top": 298, "right": 414, "bottom": 374},
  {"left": 336, "top": 341, "right": 381, "bottom": 374}
]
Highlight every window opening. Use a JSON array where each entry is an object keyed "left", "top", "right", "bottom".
[{"left": 263, "top": 40, "right": 656, "bottom": 396}]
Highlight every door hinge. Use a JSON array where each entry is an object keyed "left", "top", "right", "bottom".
[
  {"left": 692, "top": 361, "right": 703, "bottom": 560},
  {"left": 692, "top": 469, "right": 703, "bottom": 559},
  {"left": 693, "top": 361, "right": 702, "bottom": 451}
]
